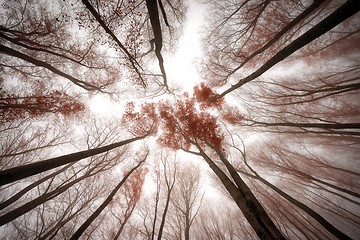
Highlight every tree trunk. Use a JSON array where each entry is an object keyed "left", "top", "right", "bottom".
[
  {"left": 0, "top": 135, "right": 145, "bottom": 186},
  {"left": 69, "top": 157, "right": 146, "bottom": 240},
  {"left": 145, "top": 0, "right": 168, "bottom": 88},
  {"left": 157, "top": 176, "right": 175, "bottom": 240},
  {"left": 184, "top": 208, "right": 190, "bottom": 240},
  {"left": 151, "top": 179, "right": 160, "bottom": 240},
  {"left": 114, "top": 202, "right": 137, "bottom": 240},
  {"left": 0, "top": 165, "right": 99, "bottom": 226},
  {"left": 204, "top": 140, "right": 284, "bottom": 240},
  {"left": 0, "top": 163, "right": 74, "bottom": 210},
  {"left": 0, "top": 44, "right": 99, "bottom": 91},
  {"left": 219, "top": 0, "right": 360, "bottom": 98},
  {"left": 192, "top": 145, "right": 284, "bottom": 240}
]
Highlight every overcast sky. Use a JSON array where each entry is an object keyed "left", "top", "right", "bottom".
[{"left": 88, "top": 0, "right": 206, "bottom": 118}]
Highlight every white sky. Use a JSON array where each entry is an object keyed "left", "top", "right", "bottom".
[
  {"left": 165, "top": 0, "right": 206, "bottom": 92},
  {"left": 88, "top": 1, "right": 207, "bottom": 117}
]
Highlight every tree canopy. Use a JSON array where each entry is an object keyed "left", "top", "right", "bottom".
[{"left": 0, "top": 0, "right": 359, "bottom": 239}]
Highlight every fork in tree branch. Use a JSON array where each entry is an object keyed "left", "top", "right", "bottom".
[{"left": 145, "top": 0, "right": 169, "bottom": 91}]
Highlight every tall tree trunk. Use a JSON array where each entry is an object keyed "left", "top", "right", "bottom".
[
  {"left": 156, "top": 184, "right": 174, "bottom": 240},
  {"left": 0, "top": 164, "right": 100, "bottom": 226},
  {"left": 157, "top": 165, "right": 176, "bottom": 240},
  {"left": 69, "top": 156, "right": 147, "bottom": 240},
  {"left": 226, "top": 0, "right": 328, "bottom": 78},
  {"left": 239, "top": 158, "right": 352, "bottom": 240},
  {"left": 145, "top": 0, "right": 168, "bottom": 89},
  {"left": 0, "top": 163, "right": 74, "bottom": 210},
  {"left": 113, "top": 202, "right": 137, "bottom": 240},
  {"left": 0, "top": 44, "right": 99, "bottom": 91},
  {"left": 0, "top": 135, "right": 145, "bottom": 186},
  {"left": 184, "top": 207, "right": 190, "bottom": 240},
  {"left": 184, "top": 142, "right": 284, "bottom": 240},
  {"left": 195, "top": 146, "right": 284, "bottom": 240},
  {"left": 218, "top": 0, "right": 360, "bottom": 98},
  {"left": 151, "top": 178, "right": 161, "bottom": 240}
]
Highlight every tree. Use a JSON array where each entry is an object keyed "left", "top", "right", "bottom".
[
  {"left": 69, "top": 151, "right": 148, "bottom": 239},
  {"left": 1, "top": 0, "right": 359, "bottom": 239},
  {"left": 126, "top": 87, "right": 285, "bottom": 239},
  {"left": 168, "top": 162, "right": 204, "bottom": 240},
  {"left": 0, "top": 90, "right": 85, "bottom": 123},
  {"left": 231, "top": 135, "right": 355, "bottom": 239},
  {"left": 193, "top": 201, "right": 256, "bottom": 240},
  {"left": 215, "top": 0, "right": 360, "bottom": 99},
  {"left": 111, "top": 165, "right": 148, "bottom": 239},
  {"left": 0, "top": 134, "right": 148, "bottom": 186}
]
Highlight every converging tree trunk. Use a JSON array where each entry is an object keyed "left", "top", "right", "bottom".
[
  {"left": 183, "top": 137, "right": 285, "bottom": 240},
  {"left": 218, "top": 0, "right": 360, "bottom": 98},
  {"left": 69, "top": 154, "right": 147, "bottom": 240},
  {"left": 0, "top": 135, "right": 146, "bottom": 186}
]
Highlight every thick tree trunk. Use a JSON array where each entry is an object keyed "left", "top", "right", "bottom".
[
  {"left": 219, "top": 0, "right": 360, "bottom": 98},
  {"left": 204, "top": 140, "right": 284, "bottom": 240},
  {"left": 197, "top": 143, "right": 284, "bottom": 240},
  {"left": 145, "top": 0, "right": 168, "bottom": 88},
  {"left": 0, "top": 165, "right": 98, "bottom": 226},
  {"left": 191, "top": 146, "right": 284, "bottom": 240},
  {"left": 0, "top": 163, "right": 74, "bottom": 210},
  {"left": 0, "top": 135, "right": 145, "bottom": 186},
  {"left": 69, "top": 157, "right": 146, "bottom": 240}
]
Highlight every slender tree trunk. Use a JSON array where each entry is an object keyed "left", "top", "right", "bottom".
[
  {"left": 0, "top": 135, "right": 145, "bottom": 186},
  {"left": 0, "top": 163, "right": 74, "bottom": 210},
  {"left": 151, "top": 179, "right": 160, "bottom": 240},
  {"left": 184, "top": 207, "right": 190, "bottom": 240},
  {"left": 69, "top": 157, "right": 147, "bottom": 240},
  {"left": 0, "top": 44, "right": 99, "bottom": 91},
  {"left": 0, "top": 165, "right": 99, "bottom": 226},
  {"left": 113, "top": 202, "right": 137, "bottom": 240},
  {"left": 157, "top": 183, "right": 174, "bottom": 240},
  {"left": 249, "top": 121, "right": 360, "bottom": 130},
  {"left": 219, "top": 0, "right": 360, "bottom": 98},
  {"left": 227, "top": 0, "right": 327, "bottom": 78},
  {"left": 239, "top": 163, "right": 352, "bottom": 240}
]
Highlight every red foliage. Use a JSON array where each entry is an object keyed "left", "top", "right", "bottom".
[
  {"left": 121, "top": 102, "right": 158, "bottom": 136},
  {"left": 157, "top": 97, "right": 224, "bottom": 151},
  {"left": 0, "top": 90, "right": 85, "bottom": 122},
  {"left": 193, "top": 83, "right": 223, "bottom": 109},
  {"left": 110, "top": 166, "right": 148, "bottom": 209},
  {"left": 221, "top": 107, "right": 244, "bottom": 124},
  {"left": 124, "top": 167, "right": 148, "bottom": 204},
  {"left": 122, "top": 84, "right": 226, "bottom": 151}
]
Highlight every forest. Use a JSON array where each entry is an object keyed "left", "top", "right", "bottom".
[{"left": 0, "top": 0, "right": 359, "bottom": 239}]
